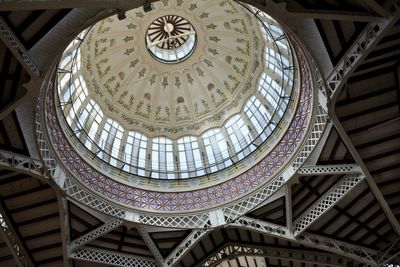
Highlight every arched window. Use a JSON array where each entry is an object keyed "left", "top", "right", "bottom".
[
  {"left": 202, "top": 128, "right": 231, "bottom": 172},
  {"left": 244, "top": 96, "right": 271, "bottom": 140},
  {"left": 66, "top": 75, "right": 88, "bottom": 124},
  {"left": 177, "top": 136, "right": 204, "bottom": 178},
  {"left": 84, "top": 101, "right": 104, "bottom": 150},
  {"left": 98, "top": 119, "right": 124, "bottom": 166},
  {"left": 225, "top": 114, "right": 254, "bottom": 160},
  {"left": 124, "top": 131, "right": 147, "bottom": 176},
  {"left": 152, "top": 137, "right": 174, "bottom": 179}
]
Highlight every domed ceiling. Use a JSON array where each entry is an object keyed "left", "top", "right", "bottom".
[
  {"left": 80, "top": 0, "right": 263, "bottom": 137},
  {"left": 41, "top": 0, "right": 326, "bottom": 227}
]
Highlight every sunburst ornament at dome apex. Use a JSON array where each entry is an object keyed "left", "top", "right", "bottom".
[
  {"left": 146, "top": 15, "right": 197, "bottom": 63},
  {"left": 80, "top": 0, "right": 264, "bottom": 138}
]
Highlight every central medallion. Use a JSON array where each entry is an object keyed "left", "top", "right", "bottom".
[{"left": 146, "top": 15, "right": 197, "bottom": 63}]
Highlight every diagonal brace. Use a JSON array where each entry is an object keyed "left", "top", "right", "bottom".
[
  {"left": 293, "top": 174, "right": 365, "bottom": 235},
  {"left": 69, "top": 218, "right": 123, "bottom": 252}
]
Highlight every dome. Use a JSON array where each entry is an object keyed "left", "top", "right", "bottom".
[
  {"left": 40, "top": 0, "right": 321, "bottom": 227},
  {"left": 56, "top": 0, "right": 296, "bottom": 180}
]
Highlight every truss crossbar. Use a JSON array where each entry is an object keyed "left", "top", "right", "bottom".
[
  {"left": 0, "top": 208, "right": 33, "bottom": 267},
  {"left": 0, "top": 150, "right": 47, "bottom": 178},
  {"left": 0, "top": 17, "right": 41, "bottom": 76},
  {"left": 70, "top": 246, "right": 157, "bottom": 267},
  {"left": 298, "top": 164, "right": 362, "bottom": 175},
  {"left": 202, "top": 243, "right": 354, "bottom": 267},
  {"left": 137, "top": 225, "right": 164, "bottom": 266},
  {"left": 294, "top": 174, "right": 365, "bottom": 235},
  {"left": 232, "top": 216, "right": 381, "bottom": 266},
  {"left": 164, "top": 230, "right": 209, "bottom": 267},
  {"left": 69, "top": 218, "right": 123, "bottom": 251}
]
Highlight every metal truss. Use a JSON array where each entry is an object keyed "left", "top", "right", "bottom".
[
  {"left": 297, "top": 164, "right": 362, "bottom": 175},
  {"left": 35, "top": 84, "right": 58, "bottom": 180},
  {"left": 70, "top": 246, "right": 158, "bottom": 267},
  {"left": 164, "top": 230, "right": 209, "bottom": 267},
  {"left": 202, "top": 243, "right": 354, "bottom": 267},
  {"left": 57, "top": 196, "right": 72, "bottom": 267},
  {"left": 291, "top": 105, "right": 328, "bottom": 169},
  {"left": 293, "top": 174, "right": 365, "bottom": 235},
  {"left": 377, "top": 238, "right": 400, "bottom": 265},
  {"left": 0, "top": 205, "right": 34, "bottom": 267},
  {"left": 0, "top": 149, "right": 48, "bottom": 178},
  {"left": 137, "top": 225, "right": 164, "bottom": 266},
  {"left": 230, "top": 216, "right": 388, "bottom": 266},
  {"left": 0, "top": 17, "right": 41, "bottom": 76},
  {"left": 327, "top": 9, "right": 400, "bottom": 103},
  {"left": 69, "top": 218, "right": 123, "bottom": 252}
]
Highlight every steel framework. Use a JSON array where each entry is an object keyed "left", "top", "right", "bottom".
[
  {"left": 0, "top": 204, "right": 34, "bottom": 267},
  {"left": 0, "top": 17, "right": 41, "bottom": 76},
  {"left": 293, "top": 174, "right": 365, "bottom": 235},
  {"left": 70, "top": 246, "right": 158, "bottom": 267},
  {"left": 69, "top": 218, "right": 123, "bottom": 252},
  {"left": 231, "top": 216, "right": 390, "bottom": 266},
  {"left": 201, "top": 243, "right": 355, "bottom": 267}
]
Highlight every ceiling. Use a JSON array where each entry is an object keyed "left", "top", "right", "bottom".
[{"left": 0, "top": 0, "right": 399, "bottom": 266}]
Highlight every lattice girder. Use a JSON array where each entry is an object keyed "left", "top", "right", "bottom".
[
  {"left": 293, "top": 174, "right": 365, "bottom": 235},
  {"left": 163, "top": 230, "right": 209, "bottom": 267},
  {"left": 327, "top": 9, "right": 400, "bottom": 102},
  {"left": 0, "top": 17, "right": 41, "bottom": 76},
  {"left": 297, "top": 164, "right": 362, "bottom": 176},
  {"left": 137, "top": 225, "right": 164, "bottom": 266},
  {"left": 70, "top": 246, "right": 158, "bottom": 267},
  {"left": 69, "top": 218, "right": 123, "bottom": 252},
  {"left": 0, "top": 207, "right": 33, "bottom": 267},
  {"left": 202, "top": 243, "right": 355, "bottom": 267},
  {"left": 231, "top": 216, "right": 383, "bottom": 266},
  {"left": 0, "top": 150, "right": 48, "bottom": 178}
]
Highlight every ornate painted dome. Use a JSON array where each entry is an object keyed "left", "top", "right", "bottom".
[
  {"left": 56, "top": 0, "right": 297, "bottom": 180},
  {"left": 79, "top": 0, "right": 264, "bottom": 138},
  {"left": 38, "top": 0, "right": 326, "bottom": 228}
]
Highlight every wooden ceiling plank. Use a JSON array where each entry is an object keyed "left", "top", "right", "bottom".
[{"left": 25, "top": 9, "right": 71, "bottom": 49}]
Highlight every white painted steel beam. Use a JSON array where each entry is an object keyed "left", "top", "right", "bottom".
[
  {"left": 202, "top": 243, "right": 354, "bottom": 267},
  {"left": 0, "top": 150, "right": 47, "bottom": 178},
  {"left": 327, "top": 11, "right": 400, "bottom": 104},
  {"left": 0, "top": 17, "right": 41, "bottom": 76},
  {"left": 137, "top": 225, "right": 164, "bottom": 267},
  {"left": 0, "top": 206, "right": 34, "bottom": 267},
  {"left": 285, "top": 184, "right": 293, "bottom": 231},
  {"left": 70, "top": 246, "right": 158, "bottom": 267},
  {"left": 325, "top": 2, "right": 400, "bottom": 237},
  {"left": 293, "top": 174, "right": 365, "bottom": 235},
  {"left": 231, "top": 216, "right": 382, "bottom": 266},
  {"left": 303, "top": 122, "right": 332, "bottom": 165},
  {"left": 57, "top": 196, "right": 72, "bottom": 267},
  {"left": 163, "top": 230, "right": 209, "bottom": 267},
  {"left": 330, "top": 112, "right": 400, "bottom": 237},
  {"left": 69, "top": 218, "right": 123, "bottom": 252},
  {"left": 297, "top": 164, "right": 362, "bottom": 176}
]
